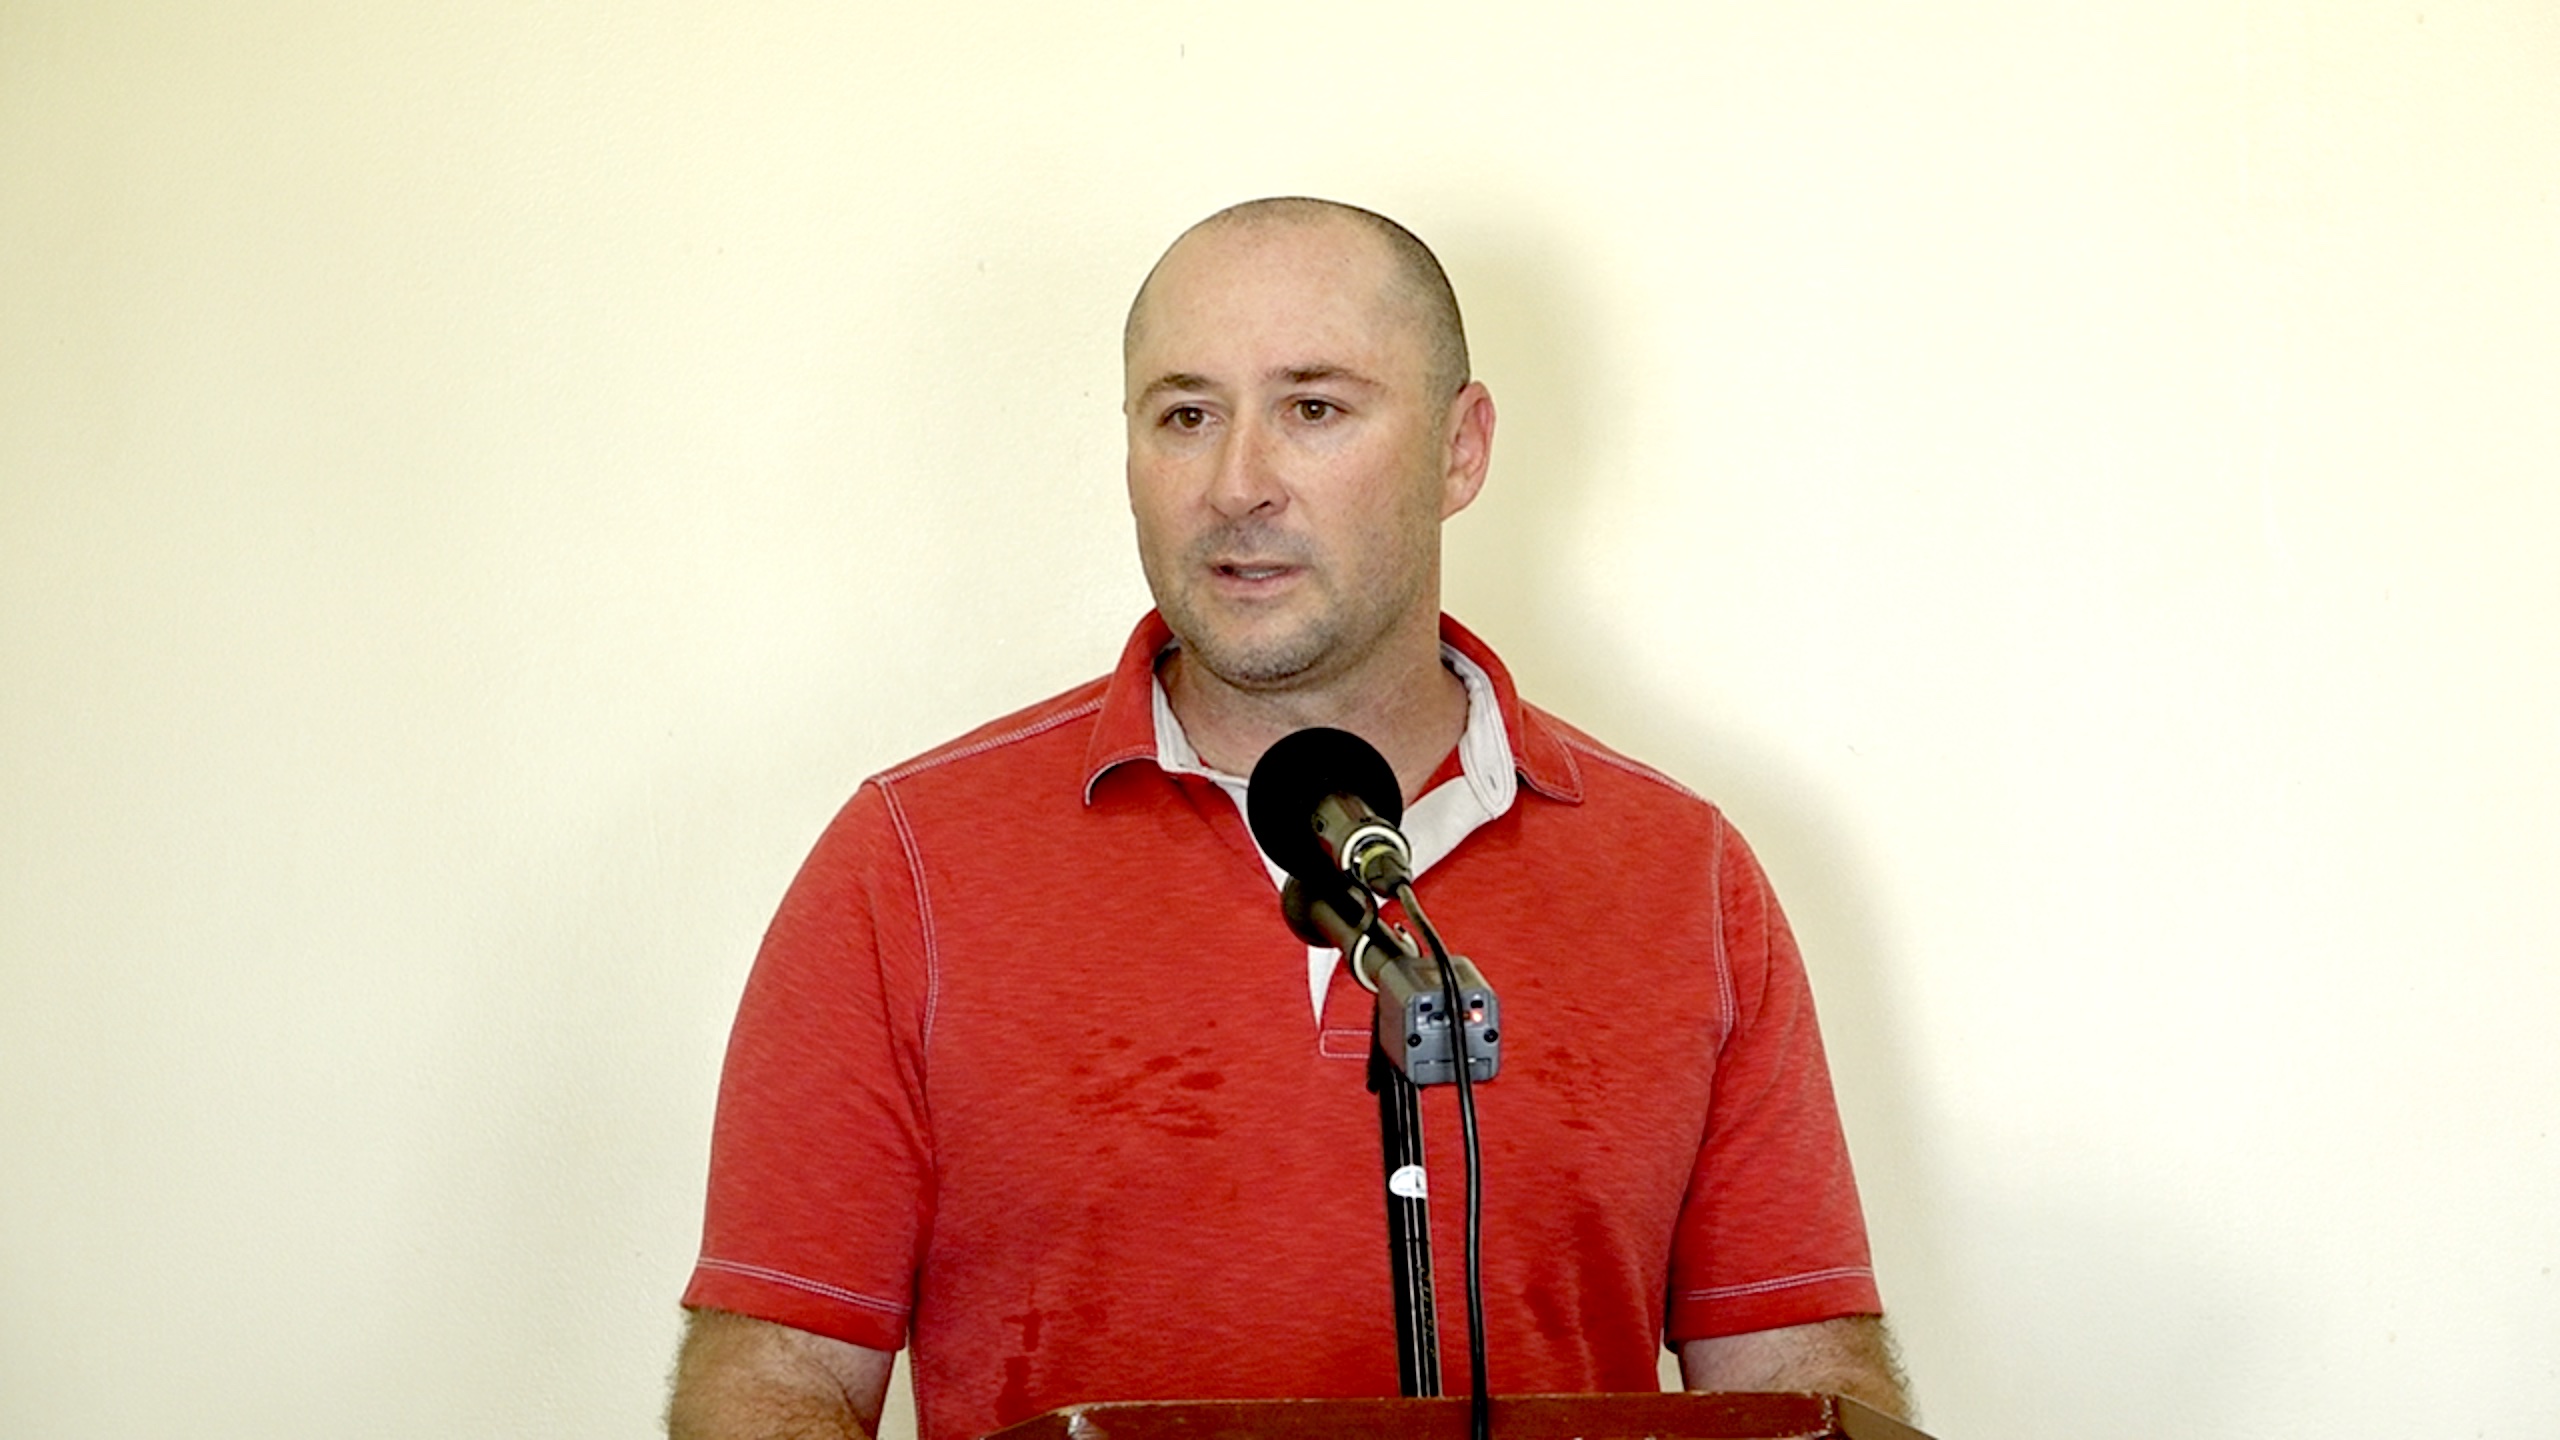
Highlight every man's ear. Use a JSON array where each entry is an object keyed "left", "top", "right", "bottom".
[{"left": 1440, "top": 381, "right": 1496, "bottom": 519}]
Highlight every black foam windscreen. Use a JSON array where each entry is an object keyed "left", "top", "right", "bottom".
[{"left": 1245, "top": 726, "right": 1403, "bottom": 884}]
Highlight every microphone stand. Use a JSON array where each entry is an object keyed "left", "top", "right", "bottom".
[
  {"left": 1392, "top": 879, "right": 1494, "bottom": 1440},
  {"left": 1246, "top": 730, "right": 1496, "bottom": 1434},
  {"left": 1310, "top": 879, "right": 1499, "bottom": 1415},
  {"left": 1369, "top": 1035, "right": 1442, "bottom": 1398},
  {"left": 1287, "top": 875, "right": 1467, "bottom": 1399}
]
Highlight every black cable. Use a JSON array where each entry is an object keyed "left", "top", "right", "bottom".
[{"left": 1393, "top": 880, "right": 1489, "bottom": 1440}]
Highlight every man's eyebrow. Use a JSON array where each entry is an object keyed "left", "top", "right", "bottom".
[
  {"left": 1134, "top": 372, "right": 1217, "bottom": 403},
  {"left": 1132, "top": 364, "right": 1384, "bottom": 405},
  {"left": 1275, "top": 364, "right": 1380, "bottom": 390}
]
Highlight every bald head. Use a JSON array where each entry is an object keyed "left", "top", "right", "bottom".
[{"left": 1124, "top": 198, "right": 1471, "bottom": 402}]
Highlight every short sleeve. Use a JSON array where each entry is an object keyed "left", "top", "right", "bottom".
[
  {"left": 1663, "top": 816, "right": 1883, "bottom": 1340},
  {"left": 682, "top": 781, "right": 936, "bottom": 1350}
]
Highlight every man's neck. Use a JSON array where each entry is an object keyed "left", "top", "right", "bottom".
[{"left": 1160, "top": 627, "right": 1471, "bottom": 805}]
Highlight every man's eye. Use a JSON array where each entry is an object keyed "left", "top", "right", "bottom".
[
  {"left": 1162, "top": 405, "right": 1208, "bottom": 430},
  {"left": 1293, "top": 399, "right": 1337, "bottom": 423}
]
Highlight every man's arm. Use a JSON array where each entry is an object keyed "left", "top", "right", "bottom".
[
  {"left": 1679, "top": 1315, "right": 1911, "bottom": 1420},
  {"left": 667, "top": 1308, "right": 898, "bottom": 1440}
]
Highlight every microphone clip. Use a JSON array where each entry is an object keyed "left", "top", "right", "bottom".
[{"left": 1282, "top": 876, "right": 1501, "bottom": 1087}]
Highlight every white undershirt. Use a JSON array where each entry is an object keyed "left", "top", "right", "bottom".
[{"left": 1148, "top": 645, "right": 1520, "bottom": 1020}]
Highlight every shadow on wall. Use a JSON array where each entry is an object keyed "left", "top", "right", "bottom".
[
  {"left": 1440, "top": 214, "right": 1978, "bottom": 1410},
  {"left": 1435, "top": 217, "right": 1600, "bottom": 674},
  {"left": 1931, "top": 1186, "right": 2270, "bottom": 1438}
]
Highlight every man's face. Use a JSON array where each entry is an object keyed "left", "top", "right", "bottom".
[{"left": 1123, "top": 218, "right": 1471, "bottom": 695}]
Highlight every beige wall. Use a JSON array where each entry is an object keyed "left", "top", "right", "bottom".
[{"left": 5, "top": 3, "right": 2555, "bottom": 1436}]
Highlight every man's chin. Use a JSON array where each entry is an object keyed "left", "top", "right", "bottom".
[
  {"left": 1168, "top": 621, "right": 1333, "bottom": 693},
  {"left": 1190, "top": 645, "right": 1326, "bottom": 692}
]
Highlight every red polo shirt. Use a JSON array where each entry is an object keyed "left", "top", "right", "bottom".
[{"left": 685, "top": 613, "right": 1879, "bottom": 1440}]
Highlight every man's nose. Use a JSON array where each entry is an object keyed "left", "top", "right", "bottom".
[{"left": 1207, "top": 415, "right": 1285, "bottom": 518}]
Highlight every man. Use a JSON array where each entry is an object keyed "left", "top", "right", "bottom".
[{"left": 668, "top": 198, "right": 1908, "bottom": 1440}]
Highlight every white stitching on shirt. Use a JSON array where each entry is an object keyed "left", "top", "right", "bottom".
[
  {"left": 1556, "top": 734, "right": 1706, "bottom": 803},
  {"left": 1558, "top": 735, "right": 1736, "bottom": 1042},
  {"left": 1317, "top": 1027, "right": 1370, "bottom": 1060},
  {"left": 1706, "top": 817, "right": 1736, "bottom": 1044},
  {"left": 1678, "top": 1265, "right": 1875, "bottom": 1303},
  {"left": 868, "top": 698, "right": 1109, "bottom": 1060},
  {"left": 695, "top": 1257, "right": 912, "bottom": 1317},
  {"left": 875, "top": 697, "right": 1105, "bottom": 785},
  {"left": 875, "top": 780, "right": 940, "bottom": 1059},
  {"left": 717, "top": 706, "right": 1115, "bottom": 1340}
]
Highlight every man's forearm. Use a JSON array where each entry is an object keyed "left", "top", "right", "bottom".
[
  {"left": 668, "top": 1390, "right": 871, "bottom": 1440},
  {"left": 667, "top": 1308, "right": 894, "bottom": 1440},
  {"left": 1680, "top": 1315, "right": 1912, "bottom": 1421}
]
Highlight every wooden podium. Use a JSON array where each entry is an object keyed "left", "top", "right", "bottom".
[{"left": 984, "top": 1393, "right": 1933, "bottom": 1440}]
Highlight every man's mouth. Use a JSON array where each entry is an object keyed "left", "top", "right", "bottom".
[{"left": 1215, "top": 562, "right": 1297, "bottom": 582}]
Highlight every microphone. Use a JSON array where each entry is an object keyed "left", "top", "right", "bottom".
[
  {"left": 1281, "top": 873, "right": 1409, "bottom": 993},
  {"left": 1251, "top": 735, "right": 1499, "bottom": 1437},
  {"left": 1246, "top": 727, "right": 1415, "bottom": 893}
]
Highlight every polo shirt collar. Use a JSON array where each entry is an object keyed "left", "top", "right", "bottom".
[
  {"left": 1081, "top": 610, "right": 1584, "bottom": 809},
  {"left": 1151, "top": 636, "right": 1509, "bottom": 892},
  {"left": 1087, "top": 611, "right": 1585, "bottom": 1020}
]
